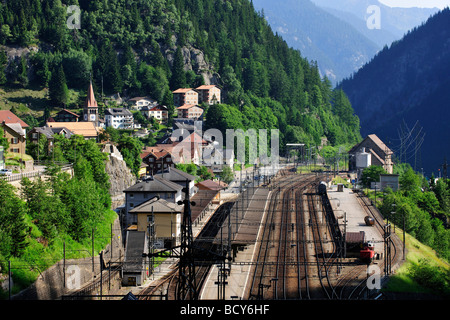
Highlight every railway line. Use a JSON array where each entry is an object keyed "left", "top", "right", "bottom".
[
  {"left": 138, "top": 201, "right": 233, "bottom": 300},
  {"left": 137, "top": 170, "right": 403, "bottom": 301},
  {"left": 248, "top": 173, "right": 323, "bottom": 299}
]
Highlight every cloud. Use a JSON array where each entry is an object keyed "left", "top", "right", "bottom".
[{"left": 378, "top": 0, "right": 450, "bottom": 9}]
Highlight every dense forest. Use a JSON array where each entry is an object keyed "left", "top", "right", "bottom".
[{"left": 0, "top": 0, "right": 361, "bottom": 151}]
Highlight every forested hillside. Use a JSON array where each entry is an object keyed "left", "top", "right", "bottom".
[
  {"left": 0, "top": 0, "right": 361, "bottom": 151},
  {"left": 339, "top": 8, "right": 450, "bottom": 175}
]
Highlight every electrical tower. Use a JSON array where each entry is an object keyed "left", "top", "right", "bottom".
[
  {"left": 177, "top": 179, "right": 197, "bottom": 300},
  {"left": 442, "top": 157, "right": 448, "bottom": 179}
]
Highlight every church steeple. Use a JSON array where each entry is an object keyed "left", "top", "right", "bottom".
[
  {"left": 83, "top": 80, "right": 98, "bottom": 124},
  {"left": 85, "top": 80, "right": 98, "bottom": 108}
]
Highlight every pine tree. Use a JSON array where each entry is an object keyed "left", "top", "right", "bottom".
[
  {"left": 49, "top": 64, "right": 69, "bottom": 107},
  {"left": 0, "top": 51, "right": 7, "bottom": 85},
  {"left": 17, "top": 55, "right": 28, "bottom": 87},
  {"left": 170, "top": 47, "right": 186, "bottom": 89}
]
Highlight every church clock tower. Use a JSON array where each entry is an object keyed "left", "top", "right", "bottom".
[{"left": 83, "top": 81, "right": 98, "bottom": 125}]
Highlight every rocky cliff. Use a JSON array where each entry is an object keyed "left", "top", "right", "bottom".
[{"left": 103, "top": 145, "right": 136, "bottom": 209}]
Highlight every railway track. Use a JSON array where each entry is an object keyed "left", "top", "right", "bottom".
[
  {"left": 248, "top": 173, "right": 322, "bottom": 299},
  {"left": 138, "top": 201, "right": 233, "bottom": 300},
  {"left": 331, "top": 189, "right": 403, "bottom": 300},
  {"left": 139, "top": 170, "right": 403, "bottom": 301}
]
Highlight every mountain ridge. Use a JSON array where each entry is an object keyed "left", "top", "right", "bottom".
[
  {"left": 252, "top": 0, "right": 380, "bottom": 83},
  {"left": 339, "top": 8, "right": 450, "bottom": 175}
]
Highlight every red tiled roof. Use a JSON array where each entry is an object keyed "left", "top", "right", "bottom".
[
  {"left": 58, "top": 109, "right": 80, "bottom": 117},
  {"left": 0, "top": 110, "right": 29, "bottom": 127},
  {"left": 177, "top": 104, "right": 198, "bottom": 110},
  {"left": 173, "top": 88, "right": 194, "bottom": 94},
  {"left": 196, "top": 85, "right": 217, "bottom": 90},
  {"left": 196, "top": 179, "right": 224, "bottom": 191}
]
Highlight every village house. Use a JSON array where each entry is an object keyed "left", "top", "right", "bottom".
[
  {"left": 154, "top": 166, "right": 197, "bottom": 197},
  {"left": 128, "top": 96, "right": 158, "bottom": 110},
  {"left": 0, "top": 110, "right": 29, "bottom": 155},
  {"left": 176, "top": 104, "right": 203, "bottom": 120},
  {"left": 104, "top": 108, "right": 134, "bottom": 129},
  {"left": 195, "top": 179, "right": 227, "bottom": 204},
  {"left": 348, "top": 134, "right": 394, "bottom": 174},
  {"left": 129, "top": 196, "right": 184, "bottom": 249},
  {"left": 46, "top": 121, "right": 98, "bottom": 140},
  {"left": 196, "top": 85, "right": 221, "bottom": 105},
  {"left": 202, "top": 146, "right": 234, "bottom": 173},
  {"left": 123, "top": 176, "right": 183, "bottom": 227},
  {"left": 141, "top": 148, "right": 175, "bottom": 176},
  {"left": 173, "top": 88, "right": 199, "bottom": 107},
  {"left": 27, "top": 126, "right": 74, "bottom": 156},
  {"left": 141, "top": 104, "right": 168, "bottom": 123},
  {"left": 52, "top": 109, "right": 80, "bottom": 122}
]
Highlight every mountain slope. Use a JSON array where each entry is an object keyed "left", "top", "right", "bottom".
[
  {"left": 252, "top": 0, "right": 380, "bottom": 83},
  {"left": 311, "top": 0, "right": 438, "bottom": 38},
  {"left": 0, "top": 0, "right": 361, "bottom": 150},
  {"left": 339, "top": 8, "right": 450, "bottom": 175}
]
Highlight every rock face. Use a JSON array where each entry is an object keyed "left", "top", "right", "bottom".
[
  {"left": 103, "top": 144, "right": 136, "bottom": 208},
  {"left": 165, "top": 44, "right": 221, "bottom": 86}
]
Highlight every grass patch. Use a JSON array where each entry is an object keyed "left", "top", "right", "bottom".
[
  {"left": 382, "top": 228, "right": 450, "bottom": 296},
  {"left": 331, "top": 175, "right": 352, "bottom": 188},
  {"left": 0, "top": 209, "right": 119, "bottom": 299},
  {"left": 296, "top": 164, "right": 324, "bottom": 173}
]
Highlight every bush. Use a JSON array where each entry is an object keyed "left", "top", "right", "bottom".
[{"left": 408, "top": 259, "right": 450, "bottom": 297}]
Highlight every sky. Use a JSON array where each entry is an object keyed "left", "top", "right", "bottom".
[{"left": 378, "top": 0, "right": 450, "bottom": 9}]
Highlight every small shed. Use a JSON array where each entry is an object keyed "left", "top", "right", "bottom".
[
  {"left": 122, "top": 231, "right": 148, "bottom": 286},
  {"left": 380, "top": 174, "right": 399, "bottom": 191},
  {"left": 345, "top": 231, "right": 365, "bottom": 257}
]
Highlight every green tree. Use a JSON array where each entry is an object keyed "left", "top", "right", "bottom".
[
  {"left": 220, "top": 165, "right": 234, "bottom": 184},
  {"left": 399, "top": 167, "right": 421, "bottom": 196},
  {"left": 17, "top": 55, "right": 28, "bottom": 87},
  {"left": 49, "top": 64, "right": 69, "bottom": 107},
  {"left": 170, "top": 47, "right": 186, "bottom": 89},
  {"left": 198, "top": 165, "right": 213, "bottom": 181},
  {"left": 117, "top": 134, "right": 144, "bottom": 177},
  {"left": 361, "top": 165, "right": 386, "bottom": 188},
  {"left": 0, "top": 51, "right": 8, "bottom": 85},
  {"left": 0, "top": 126, "right": 9, "bottom": 152},
  {"left": 0, "top": 179, "right": 28, "bottom": 258}
]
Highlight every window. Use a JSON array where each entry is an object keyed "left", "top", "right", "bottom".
[{"left": 11, "top": 137, "right": 18, "bottom": 144}]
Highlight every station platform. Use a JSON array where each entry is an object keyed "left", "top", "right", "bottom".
[
  {"left": 326, "top": 184, "right": 383, "bottom": 248},
  {"left": 202, "top": 187, "right": 271, "bottom": 299},
  {"left": 213, "top": 187, "right": 271, "bottom": 246}
]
